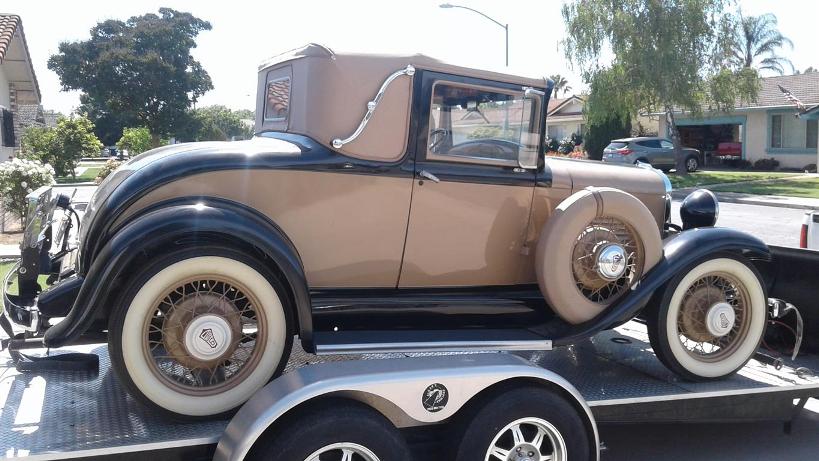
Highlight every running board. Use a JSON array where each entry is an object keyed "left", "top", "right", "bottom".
[{"left": 312, "top": 329, "right": 552, "bottom": 355}]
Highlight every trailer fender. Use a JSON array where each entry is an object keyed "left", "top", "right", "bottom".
[
  {"left": 43, "top": 198, "right": 312, "bottom": 349},
  {"left": 553, "top": 226, "right": 770, "bottom": 346},
  {"left": 213, "top": 354, "right": 600, "bottom": 461}
]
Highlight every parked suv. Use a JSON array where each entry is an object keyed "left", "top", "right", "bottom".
[
  {"left": 4, "top": 45, "right": 770, "bottom": 419},
  {"left": 603, "top": 136, "right": 701, "bottom": 172}
]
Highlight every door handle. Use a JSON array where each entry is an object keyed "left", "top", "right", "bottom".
[{"left": 418, "top": 170, "right": 440, "bottom": 183}]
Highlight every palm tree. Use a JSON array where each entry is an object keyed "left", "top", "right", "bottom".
[
  {"left": 731, "top": 12, "right": 794, "bottom": 75},
  {"left": 549, "top": 74, "right": 572, "bottom": 98}
]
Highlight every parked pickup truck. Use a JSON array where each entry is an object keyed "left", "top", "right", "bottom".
[{"left": 801, "top": 211, "right": 819, "bottom": 250}]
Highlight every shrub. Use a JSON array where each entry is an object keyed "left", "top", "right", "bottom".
[
  {"left": 19, "top": 116, "right": 103, "bottom": 178},
  {"left": 570, "top": 132, "right": 584, "bottom": 146},
  {"left": 753, "top": 157, "right": 779, "bottom": 171},
  {"left": 804, "top": 163, "right": 817, "bottom": 173},
  {"left": 116, "top": 127, "right": 152, "bottom": 155},
  {"left": 95, "top": 159, "right": 124, "bottom": 184},
  {"left": 545, "top": 137, "right": 560, "bottom": 152},
  {"left": 558, "top": 137, "right": 575, "bottom": 155},
  {"left": 584, "top": 115, "right": 631, "bottom": 161},
  {"left": 0, "top": 158, "right": 56, "bottom": 223},
  {"left": 467, "top": 126, "right": 504, "bottom": 140}
]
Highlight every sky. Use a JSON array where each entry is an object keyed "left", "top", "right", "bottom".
[{"left": 5, "top": 0, "right": 819, "bottom": 115}]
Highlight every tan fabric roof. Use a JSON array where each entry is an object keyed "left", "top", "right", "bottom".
[{"left": 260, "top": 44, "right": 548, "bottom": 89}]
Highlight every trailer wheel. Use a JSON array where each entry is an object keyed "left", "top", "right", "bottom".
[
  {"left": 249, "top": 400, "right": 411, "bottom": 461},
  {"left": 108, "top": 246, "right": 292, "bottom": 419},
  {"left": 647, "top": 255, "right": 766, "bottom": 381},
  {"left": 454, "top": 386, "right": 590, "bottom": 461}
]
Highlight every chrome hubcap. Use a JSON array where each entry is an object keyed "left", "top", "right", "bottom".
[
  {"left": 184, "top": 314, "right": 233, "bottom": 361},
  {"left": 596, "top": 244, "right": 627, "bottom": 280},
  {"left": 485, "top": 417, "right": 567, "bottom": 461},
  {"left": 705, "top": 302, "right": 736, "bottom": 337},
  {"left": 304, "top": 442, "right": 380, "bottom": 461}
]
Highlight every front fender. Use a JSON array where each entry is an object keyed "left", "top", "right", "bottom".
[
  {"left": 552, "top": 227, "right": 769, "bottom": 346},
  {"left": 43, "top": 199, "right": 312, "bottom": 349}
]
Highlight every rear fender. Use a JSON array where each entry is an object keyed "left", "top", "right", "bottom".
[
  {"left": 552, "top": 227, "right": 769, "bottom": 346},
  {"left": 43, "top": 198, "right": 312, "bottom": 349}
]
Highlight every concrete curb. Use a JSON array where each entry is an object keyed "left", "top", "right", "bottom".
[{"left": 672, "top": 190, "right": 819, "bottom": 210}]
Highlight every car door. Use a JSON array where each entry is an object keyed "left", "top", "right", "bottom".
[
  {"left": 398, "top": 75, "right": 540, "bottom": 288},
  {"left": 658, "top": 139, "right": 676, "bottom": 167}
]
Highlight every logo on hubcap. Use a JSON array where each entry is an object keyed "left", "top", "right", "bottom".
[{"left": 199, "top": 328, "right": 218, "bottom": 349}]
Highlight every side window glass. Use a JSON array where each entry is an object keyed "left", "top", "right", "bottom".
[
  {"left": 660, "top": 140, "right": 674, "bottom": 149},
  {"left": 427, "top": 82, "right": 535, "bottom": 164}
]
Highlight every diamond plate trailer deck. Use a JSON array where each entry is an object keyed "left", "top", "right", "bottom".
[{"left": 1, "top": 321, "right": 818, "bottom": 461}]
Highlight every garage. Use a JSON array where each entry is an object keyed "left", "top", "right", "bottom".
[{"left": 674, "top": 116, "right": 746, "bottom": 165}]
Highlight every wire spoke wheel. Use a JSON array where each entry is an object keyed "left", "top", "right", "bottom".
[
  {"left": 571, "top": 216, "right": 644, "bottom": 304},
  {"left": 676, "top": 272, "right": 751, "bottom": 363},
  {"left": 304, "top": 443, "right": 381, "bottom": 461},
  {"left": 144, "top": 275, "right": 267, "bottom": 396},
  {"left": 485, "top": 417, "right": 567, "bottom": 461}
]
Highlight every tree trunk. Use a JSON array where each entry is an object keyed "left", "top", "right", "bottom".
[
  {"left": 666, "top": 107, "right": 687, "bottom": 176},
  {"left": 150, "top": 132, "right": 162, "bottom": 148}
]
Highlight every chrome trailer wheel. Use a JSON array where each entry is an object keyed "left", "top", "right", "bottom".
[
  {"left": 304, "top": 443, "right": 380, "bottom": 461},
  {"left": 485, "top": 417, "right": 567, "bottom": 461},
  {"left": 648, "top": 255, "right": 766, "bottom": 381},
  {"left": 109, "top": 249, "right": 291, "bottom": 418}
]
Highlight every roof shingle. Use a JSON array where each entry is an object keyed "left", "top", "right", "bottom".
[
  {"left": 747, "top": 73, "right": 819, "bottom": 108},
  {"left": 0, "top": 14, "right": 20, "bottom": 63}
]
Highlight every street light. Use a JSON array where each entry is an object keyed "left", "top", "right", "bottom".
[{"left": 439, "top": 3, "right": 508, "bottom": 67}]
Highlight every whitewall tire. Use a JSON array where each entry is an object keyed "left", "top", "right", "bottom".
[
  {"left": 648, "top": 255, "right": 766, "bottom": 380},
  {"left": 109, "top": 250, "right": 291, "bottom": 418}
]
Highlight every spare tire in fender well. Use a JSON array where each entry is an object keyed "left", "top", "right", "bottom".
[{"left": 535, "top": 187, "right": 663, "bottom": 324}]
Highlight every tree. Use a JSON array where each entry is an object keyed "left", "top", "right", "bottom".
[
  {"left": 730, "top": 12, "right": 793, "bottom": 75},
  {"left": 20, "top": 116, "right": 103, "bottom": 178},
  {"left": 48, "top": 8, "right": 213, "bottom": 146},
  {"left": 175, "top": 105, "right": 254, "bottom": 142},
  {"left": 562, "top": 0, "right": 759, "bottom": 174},
  {"left": 116, "top": 127, "right": 153, "bottom": 155},
  {"left": 795, "top": 66, "right": 817, "bottom": 74},
  {"left": 549, "top": 74, "right": 572, "bottom": 97}
]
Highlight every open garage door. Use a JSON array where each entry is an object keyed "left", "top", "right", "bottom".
[{"left": 676, "top": 117, "right": 745, "bottom": 166}]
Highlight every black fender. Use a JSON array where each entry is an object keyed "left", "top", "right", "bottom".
[
  {"left": 43, "top": 198, "right": 313, "bottom": 349},
  {"left": 552, "top": 227, "right": 770, "bottom": 347}
]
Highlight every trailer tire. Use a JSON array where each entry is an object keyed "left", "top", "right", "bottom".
[
  {"left": 454, "top": 386, "right": 590, "bottom": 461},
  {"left": 248, "top": 400, "right": 411, "bottom": 461},
  {"left": 647, "top": 254, "right": 766, "bottom": 381},
  {"left": 109, "top": 246, "right": 292, "bottom": 419}
]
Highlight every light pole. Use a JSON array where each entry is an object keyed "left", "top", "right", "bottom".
[{"left": 439, "top": 3, "right": 508, "bottom": 67}]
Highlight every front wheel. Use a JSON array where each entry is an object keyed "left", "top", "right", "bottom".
[
  {"left": 647, "top": 255, "right": 766, "bottom": 381},
  {"left": 108, "top": 247, "right": 292, "bottom": 419},
  {"left": 685, "top": 155, "right": 700, "bottom": 172}
]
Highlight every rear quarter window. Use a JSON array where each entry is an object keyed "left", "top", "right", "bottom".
[{"left": 605, "top": 142, "right": 627, "bottom": 150}]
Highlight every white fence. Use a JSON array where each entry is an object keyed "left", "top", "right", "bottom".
[{"left": 0, "top": 146, "right": 14, "bottom": 162}]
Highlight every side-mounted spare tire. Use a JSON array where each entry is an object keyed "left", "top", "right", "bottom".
[{"left": 536, "top": 187, "right": 663, "bottom": 324}]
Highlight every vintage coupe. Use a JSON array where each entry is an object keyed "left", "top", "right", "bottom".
[{"left": 4, "top": 45, "right": 770, "bottom": 418}]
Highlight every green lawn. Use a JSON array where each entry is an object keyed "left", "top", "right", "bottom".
[
  {"left": 56, "top": 166, "right": 101, "bottom": 184},
  {"left": 668, "top": 171, "right": 798, "bottom": 189},
  {"left": 711, "top": 178, "right": 819, "bottom": 199}
]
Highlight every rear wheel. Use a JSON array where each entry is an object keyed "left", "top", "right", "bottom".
[
  {"left": 248, "top": 400, "right": 411, "bottom": 461},
  {"left": 454, "top": 386, "right": 590, "bottom": 461},
  {"left": 686, "top": 155, "right": 700, "bottom": 172},
  {"left": 108, "top": 247, "right": 292, "bottom": 419},
  {"left": 647, "top": 255, "right": 766, "bottom": 381}
]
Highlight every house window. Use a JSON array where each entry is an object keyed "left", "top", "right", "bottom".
[
  {"left": 808, "top": 120, "right": 818, "bottom": 149},
  {"left": 771, "top": 114, "right": 782, "bottom": 148}
]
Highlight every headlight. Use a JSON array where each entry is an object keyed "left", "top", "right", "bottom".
[{"left": 680, "top": 189, "right": 719, "bottom": 230}]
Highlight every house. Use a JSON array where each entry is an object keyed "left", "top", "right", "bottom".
[
  {"left": 659, "top": 73, "right": 819, "bottom": 169},
  {"left": 546, "top": 95, "right": 585, "bottom": 141},
  {"left": 0, "top": 14, "right": 41, "bottom": 161}
]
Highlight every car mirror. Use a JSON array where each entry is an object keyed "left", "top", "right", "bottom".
[{"left": 518, "top": 88, "right": 545, "bottom": 169}]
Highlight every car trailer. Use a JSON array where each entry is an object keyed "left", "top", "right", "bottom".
[{"left": 0, "top": 320, "right": 817, "bottom": 461}]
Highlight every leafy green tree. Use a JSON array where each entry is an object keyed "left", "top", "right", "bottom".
[
  {"left": 549, "top": 74, "right": 572, "bottom": 98},
  {"left": 116, "top": 127, "right": 153, "bottom": 155},
  {"left": 47, "top": 8, "right": 213, "bottom": 146},
  {"left": 731, "top": 12, "right": 793, "bottom": 75},
  {"left": 21, "top": 116, "right": 103, "bottom": 178},
  {"left": 176, "top": 105, "right": 254, "bottom": 142},
  {"left": 562, "top": 0, "right": 759, "bottom": 174}
]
